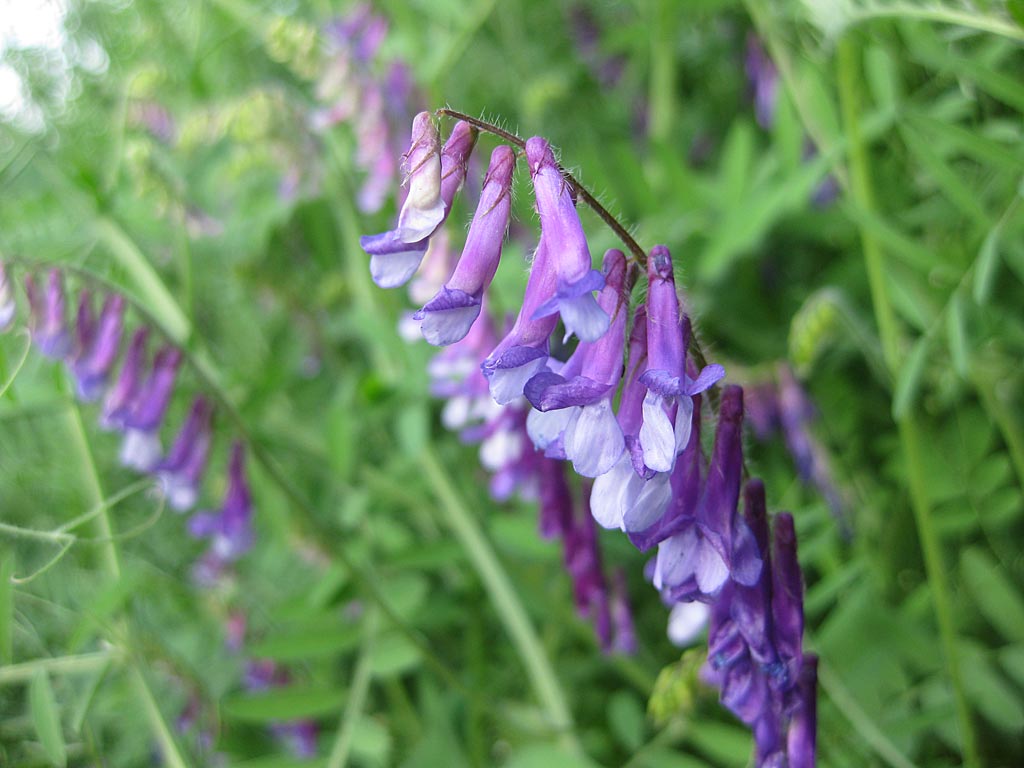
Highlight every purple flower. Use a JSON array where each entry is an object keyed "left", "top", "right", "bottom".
[
  {"left": 25, "top": 270, "right": 70, "bottom": 359},
  {"left": 526, "top": 137, "right": 609, "bottom": 343},
  {"left": 653, "top": 386, "right": 761, "bottom": 600},
  {"left": 360, "top": 115, "right": 475, "bottom": 288},
  {"left": 481, "top": 240, "right": 560, "bottom": 405},
  {"left": 0, "top": 263, "right": 16, "bottom": 331},
  {"left": 119, "top": 346, "right": 183, "bottom": 471},
  {"left": 787, "top": 655, "right": 818, "bottom": 768},
  {"left": 590, "top": 304, "right": 673, "bottom": 531},
  {"left": 770, "top": 512, "right": 804, "bottom": 683},
  {"left": 638, "top": 246, "right": 725, "bottom": 474},
  {"left": 188, "top": 442, "right": 255, "bottom": 561},
  {"left": 71, "top": 293, "right": 125, "bottom": 401},
  {"left": 155, "top": 396, "right": 213, "bottom": 512},
  {"left": 414, "top": 144, "right": 515, "bottom": 345},
  {"left": 524, "top": 249, "right": 629, "bottom": 477},
  {"left": 101, "top": 327, "right": 149, "bottom": 430},
  {"left": 745, "top": 33, "right": 778, "bottom": 130}
]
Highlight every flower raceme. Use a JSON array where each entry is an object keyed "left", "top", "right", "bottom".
[
  {"left": 4, "top": 264, "right": 255, "bottom": 582},
  {"left": 361, "top": 111, "right": 816, "bottom": 767}
]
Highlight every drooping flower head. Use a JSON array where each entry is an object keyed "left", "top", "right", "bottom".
[
  {"left": 120, "top": 346, "right": 184, "bottom": 471},
  {"left": 526, "top": 136, "right": 609, "bottom": 344},
  {"left": 25, "top": 270, "right": 70, "bottom": 359},
  {"left": 525, "top": 248, "right": 629, "bottom": 477},
  {"left": 415, "top": 143, "right": 515, "bottom": 345},
  {"left": 156, "top": 396, "right": 214, "bottom": 512},
  {"left": 71, "top": 293, "right": 125, "bottom": 401},
  {"left": 188, "top": 442, "right": 254, "bottom": 562},
  {"left": 638, "top": 246, "right": 725, "bottom": 475},
  {"left": 101, "top": 327, "right": 150, "bottom": 430},
  {"left": 360, "top": 115, "right": 476, "bottom": 288}
]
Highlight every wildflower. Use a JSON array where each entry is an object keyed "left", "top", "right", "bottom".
[
  {"left": 155, "top": 396, "right": 213, "bottom": 511},
  {"left": 652, "top": 386, "right": 761, "bottom": 600},
  {"left": 525, "top": 248, "right": 629, "bottom": 477},
  {"left": 101, "top": 327, "right": 150, "bottom": 429},
  {"left": 745, "top": 33, "right": 778, "bottom": 130},
  {"left": 480, "top": 238, "right": 560, "bottom": 404},
  {"left": 610, "top": 569, "right": 638, "bottom": 655},
  {"left": 667, "top": 601, "right": 710, "bottom": 647},
  {"left": 637, "top": 246, "right": 724, "bottom": 474},
  {"left": 415, "top": 144, "right": 515, "bottom": 345},
  {"left": 119, "top": 346, "right": 183, "bottom": 471},
  {"left": 25, "top": 270, "right": 70, "bottom": 359},
  {"left": 787, "top": 655, "right": 818, "bottom": 768},
  {"left": 188, "top": 442, "right": 254, "bottom": 561},
  {"left": 590, "top": 305, "right": 673, "bottom": 531},
  {"left": 70, "top": 293, "right": 125, "bottom": 401},
  {"left": 360, "top": 114, "right": 475, "bottom": 288},
  {"left": 526, "top": 136, "right": 608, "bottom": 343},
  {"left": 0, "top": 263, "right": 16, "bottom": 331},
  {"left": 190, "top": 442, "right": 258, "bottom": 561}
]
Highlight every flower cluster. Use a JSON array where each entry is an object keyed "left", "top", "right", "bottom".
[
  {"left": 361, "top": 111, "right": 817, "bottom": 765},
  {"left": 1, "top": 263, "right": 254, "bottom": 578}
]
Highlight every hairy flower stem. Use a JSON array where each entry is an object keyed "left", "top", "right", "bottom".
[{"left": 837, "top": 36, "right": 979, "bottom": 768}]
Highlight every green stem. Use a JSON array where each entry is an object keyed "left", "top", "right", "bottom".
[
  {"left": 648, "top": 0, "right": 676, "bottom": 146},
  {"left": 129, "top": 666, "right": 189, "bottom": 768},
  {"left": 65, "top": 398, "right": 120, "bottom": 579},
  {"left": 0, "top": 652, "right": 115, "bottom": 686},
  {"left": 325, "top": 608, "right": 379, "bottom": 768},
  {"left": 418, "top": 451, "right": 579, "bottom": 754},
  {"left": 837, "top": 36, "right": 979, "bottom": 768}
]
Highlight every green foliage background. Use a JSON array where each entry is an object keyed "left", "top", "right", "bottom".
[{"left": 1, "top": 0, "right": 1023, "bottom": 766}]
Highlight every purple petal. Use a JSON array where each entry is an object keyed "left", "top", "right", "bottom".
[
  {"left": 559, "top": 292, "right": 609, "bottom": 343},
  {"left": 686, "top": 363, "right": 727, "bottom": 395},
  {"left": 415, "top": 287, "right": 481, "bottom": 346}
]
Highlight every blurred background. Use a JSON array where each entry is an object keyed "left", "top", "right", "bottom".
[{"left": 1, "top": 0, "right": 1023, "bottom": 765}]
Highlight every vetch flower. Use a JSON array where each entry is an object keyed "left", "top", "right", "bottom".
[
  {"left": 70, "top": 293, "right": 125, "bottom": 401},
  {"left": 638, "top": 246, "right": 725, "bottom": 474},
  {"left": 360, "top": 114, "right": 475, "bottom": 288},
  {"left": 787, "top": 655, "right": 818, "bottom": 768},
  {"left": 101, "top": 327, "right": 150, "bottom": 430},
  {"left": 653, "top": 386, "right": 761, "bottom": 600},
  {"left": 524, "top": 248, "right": 629, "bottom": 476},
  {"left": 481, "top": 239, "right": 560, "bottom": 404},
  {"left": 119, "top": 346, "right": 183, "bottom": 471},
  {"left": 415, "top": 144, "right": 514, "bottom": 345},
  {"left": 155, "top": 396, "right": 213, "bottom": 512},
  {"left": 590, "top": 304, "right": 673, "bottom": 531},
  {"left": 25, "top": 270, "right": 70, "bottom": 359},
  {"left": 188, "top": 442, "right": 254, "bottom": 561},
  {"left": 526, "top": 136, "right": 609, "bottom": 343}
]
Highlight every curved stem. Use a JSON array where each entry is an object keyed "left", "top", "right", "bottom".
[{"left": 436, "top": 108, "right": 649, "bottom": 267}]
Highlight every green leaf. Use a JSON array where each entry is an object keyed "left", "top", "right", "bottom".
[
  {"left": 961, "top": 548, "right": 1024, "bottom": 642},
  {"left": 0, "top": 557, "right": 12, "bottom": 664},
  {"left": 504, "top": 745, "right": 600, "bottom": 768},
  {"left": 607, "top": 691, "right": 646, "bottom": 751},
  {"left": 973, "top": 225, "right": 1002, "bottom": 304},
  {"left": 247, "top": 622, "right": 361, "bottom": 662},
  {"left": 892, "top": 336, "right": 930, "bottom": 419},
  {"left": 369, "top": 632, "right": 421, "bottom": 678},
  {"left": 30, "top": 670, "right": 66, "bottom": 768},
  {"left": 962, "top": 644, "right": 1024, "bottom": 731},
  {"left": 945, "top": 292, "right": 970, "bottom": 378},
  {"left": 222, "top": 685, "right": 346, "bottom": 723},
  {"left": 1010, "top": 0, "right": 1024, "bottom": 27}
]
